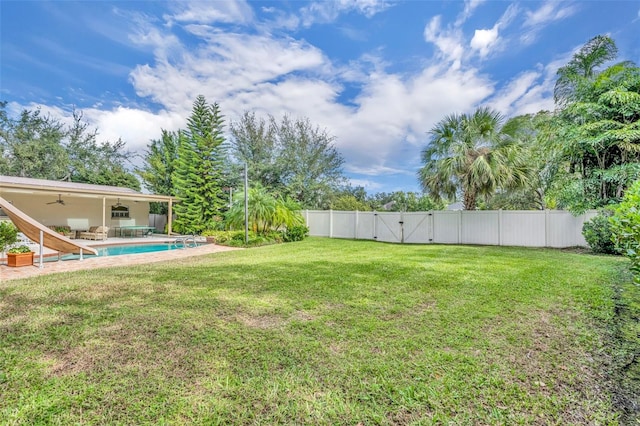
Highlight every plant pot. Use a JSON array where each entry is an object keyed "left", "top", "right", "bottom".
[{"left": 7, "top": 251, "right": 34, "bottom": 267}]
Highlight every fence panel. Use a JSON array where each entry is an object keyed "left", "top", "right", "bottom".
[
  {"left": 502, "top": 211, "right": 546, "bottom": 247},
  {"left": 332, "top": 211, "right": 356, "bottom": 239},
  {"left": 432, "top": 211, "right": 460, "bottom": 244},
  {"left": 462, "top": 211, "right": 499, "bottom": 245},
  {"left": 546, "top": 210, "right": 595, "bottom": 247},
  {"left": 307, "top": 210, "right": 330, "bottom": 236},
  {"left": 357, "top": 212, "right": 376, "bottom": 240}
]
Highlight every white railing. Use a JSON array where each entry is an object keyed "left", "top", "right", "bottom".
[{"left": 302, "top": 210, "right": 598, "bottom": 248}]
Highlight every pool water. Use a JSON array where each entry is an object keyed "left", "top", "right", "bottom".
[{"left": 56, "top": 242, "right": 201, "bottom": 261}]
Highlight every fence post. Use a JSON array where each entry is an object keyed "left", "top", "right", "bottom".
[
  {"left": 329, "top": 209, "right": 333, "bottom": 238},
  {"left": 457, "top": 210, "right": 462, "bottom": 244},
  {"left": 373, "top": 211, "right": 377, "bottom": 240},
  {"left": 544, "top": 209, "right": 550, "bottom": 247},
  {"left": 354, "top": 210, "right": 359, "bottom": 240},
  {"left": 498, "top": 209, "right": 503, "bottom": 246}
]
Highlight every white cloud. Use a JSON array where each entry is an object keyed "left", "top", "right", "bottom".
[
  {"left": 469, "top": 4, "right": 519, "bottom": 59},
  {"left": 524, "top": 1, "right": 576, "bottom": 27},
  {"left": 300, "top": 0, "right": 391, "bottom": 26},
  {"left": 456, "top": 0, "right": 486, "bottom": 26},
  {"left": 521, "top": 1, "right": 578, "bottom": 45},
  {"left": 423, "top": 16, "right": 465, "bottom": 69},
  {"left": 166, "top": 0, "right": 254, "bottom": 25},
  {"left": 470, "top": 27, "right": 499, "bottom": 58}
]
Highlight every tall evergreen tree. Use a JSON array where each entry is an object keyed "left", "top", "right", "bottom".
[{"left": 172, "top": 96, "right": 228, "bottom": 233}]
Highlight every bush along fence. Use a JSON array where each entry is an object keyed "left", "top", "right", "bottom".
[{"left": 302, "top": 210, "right": 598, "bottom": 248}]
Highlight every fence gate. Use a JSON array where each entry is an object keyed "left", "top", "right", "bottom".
[
  {"left": 402, "top": 212, "right": 433, "bottom": 244},
  {"left": 374, "top": 212, "right": 401, "bottom": 243}
]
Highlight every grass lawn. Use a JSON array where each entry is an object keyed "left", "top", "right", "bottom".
[{"left": 0, "top": 238, "right": 633, "bottom": 424}]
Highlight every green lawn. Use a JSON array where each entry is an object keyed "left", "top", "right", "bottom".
[{"left": 0, "top": 238, "right": 633, "bottom": 424}]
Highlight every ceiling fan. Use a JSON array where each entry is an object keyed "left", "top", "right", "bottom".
[{"left": 46, "top": 195, "right": 66, "bottom": 206}]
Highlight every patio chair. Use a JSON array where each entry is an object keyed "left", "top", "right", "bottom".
[{"left": 79, "top": 226, "right": 109, "bottom": 240}]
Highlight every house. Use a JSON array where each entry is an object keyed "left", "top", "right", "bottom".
[{"left": 0, "top": 175, "right": 176, "bottom": 237}]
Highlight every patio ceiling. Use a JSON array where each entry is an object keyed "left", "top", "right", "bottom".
[{"left": 0, "top": 175, "right": 176, "bottom": 203}]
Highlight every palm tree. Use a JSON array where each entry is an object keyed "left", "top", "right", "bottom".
[
  {"left": 554, "top": 35, "right": 618, "bottom": 106},
  {"left": 419, "top": 107, "right": 529, "bottom": 210}
]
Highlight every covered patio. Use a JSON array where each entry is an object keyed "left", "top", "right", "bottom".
[{"left": 0, "top": 175, "right": 177, "bottom": 239}]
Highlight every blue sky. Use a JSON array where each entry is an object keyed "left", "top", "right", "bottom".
[{"left": 2, "top": 1, "right": 639, "bottom": 194}]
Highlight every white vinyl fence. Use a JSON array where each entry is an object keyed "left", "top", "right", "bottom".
[{"left": 303, "top": 210, "right": 598, "bottom": 248}]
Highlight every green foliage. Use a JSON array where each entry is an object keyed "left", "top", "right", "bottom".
[
  {"left": 138, "top": 130, "right": 179, "bottom": 214},
  {"left": 7, "top": 245, "right": 31, "bottom": 254},
  {"left": 0, "top": 221, "right": 18, "bottom": 253},
  {"left": 282, "top": 225, "right": 309, "bottom": 242},
  {"left": 230, "top": 113, "right": 345, "bottom": 209},
  {"left": 0, "top": 103, "right": 139, "bottom": 189},
  {"left": 552, "top": 36, "right": 640, "bottom": 213},
  {"left": 173, "top": 96, "right": 229, "bottom": 234},
  {"left": 330, "top": 194, "right": 372, "bottom": 211},
  {"left": 419, "top": 107, "right": 530, "bottom": 210},
  {"left": 582, "top": 209, "right": 618, "bottom": 254},
  {"left": 610, "top": 180, "right": 640, "bottom": 283},
  {"left": 225, "top": 185, "right": 304, "bottom": 234}
]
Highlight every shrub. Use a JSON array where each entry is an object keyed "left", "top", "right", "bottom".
[
  {"left": 283, "top": 225, "right": 309, "bottom": 242},
  {"left": 582, "top": 209, "right": 618, "bottom": 254},
  {"left": 0, "top": 221, "right": 18, "bottom": 253},
  {"left": 610, "top": 180, "right": 640, "bottom": 283}
]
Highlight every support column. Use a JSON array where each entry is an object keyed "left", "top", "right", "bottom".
[{"left": 167, "top": 199, "right": 173, "bottom": 235}]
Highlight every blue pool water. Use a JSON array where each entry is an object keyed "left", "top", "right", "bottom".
[{"left": 58, "top": 242, "right": 201, "bottom": 260}]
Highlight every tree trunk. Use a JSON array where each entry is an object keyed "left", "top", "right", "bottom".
[{"left": 463, "top": 191, "right": 476, "bottom": 210}]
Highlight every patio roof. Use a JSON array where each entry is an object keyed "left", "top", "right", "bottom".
[{"left": 0, "top": 175, "right": 176, "bottom": 203}]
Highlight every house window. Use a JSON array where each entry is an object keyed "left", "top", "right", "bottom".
[{"left": 111, "top": 205, "right": 130, "bottom": 218}]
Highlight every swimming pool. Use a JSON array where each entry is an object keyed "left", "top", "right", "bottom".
[{"left": 57, "top": 242, "right": 202, "bottom": 260}]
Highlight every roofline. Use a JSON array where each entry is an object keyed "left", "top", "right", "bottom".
[{"left": 0, "top": 182, "right": 177, "bottom": 203}]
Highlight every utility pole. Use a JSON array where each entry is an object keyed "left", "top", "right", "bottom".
[{"left": 244, "top": 163, "right": 249, "bottom": 244}]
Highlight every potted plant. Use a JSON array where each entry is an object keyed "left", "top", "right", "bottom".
[{"left": 7, "top": 245, "right": 34, "bottom": 267}]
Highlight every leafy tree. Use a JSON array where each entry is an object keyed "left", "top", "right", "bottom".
[
  {"left": 484, "top": 112, "right": 562, "bottom": 210},
  {"left": 0, "top": 105, "right": 68, "bottom": 179},
  {"left": 229, "top": 113, "right": 345, "bottom": 209},
  {"left": 368, "top": 191, "right": 444, "bottom": 212},
  {"left": 0, "top": 103, "right": 139, "bottom": 190},
  {"left": 172, "top": 95, "right": 228, "bottom": 234},
  {"left": 331, "top": 195, "right": 372, "bottom": 211},
  {"left": 419, "top": 107, "right": 529, "bottom": 210},
  {"left": 63, "top": 109, "right": 140, "bottom": 190},
  {"left": 552, "top": 36, "right": 640, "bottom": 212},
  {"left": 229, "top": 112, "right": 280, "bottom": 190},
  {"left": 138, "top": 129, "right": 179, "bottom": 214}
]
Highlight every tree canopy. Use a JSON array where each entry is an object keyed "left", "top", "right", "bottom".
[{"left": 0, "top": 102, "right": 139, "bottom": 190}]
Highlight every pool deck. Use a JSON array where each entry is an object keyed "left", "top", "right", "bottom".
[{"left": 0, "top": 236, "right": 242, "bottom": 282}]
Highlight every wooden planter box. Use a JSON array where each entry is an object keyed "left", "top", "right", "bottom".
[{"left": 7, "top": 251, "right": 34, "bottom": 267}]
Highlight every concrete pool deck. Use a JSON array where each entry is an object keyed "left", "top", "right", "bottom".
[{"left": 0, "top": 237, "right": 242, "bottom": 282}]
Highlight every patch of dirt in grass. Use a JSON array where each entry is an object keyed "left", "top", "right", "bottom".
[
  {"left": 386, "top": 407, "right": 432, "bottom": 425},
  {"left": 236, "top": 313, "right": 285, "bottom": 329},
  {"left": 486, "top": 308, "right": 613, "bottom": 423},
  {"left": 235, "top": 310, "right": 315, "bottom": 329}
]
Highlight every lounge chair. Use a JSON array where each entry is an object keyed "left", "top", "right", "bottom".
[{"left": 79, "top": 226, "right": 109, "bottom": 240}]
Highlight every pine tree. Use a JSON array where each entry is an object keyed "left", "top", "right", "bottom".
[{"left": 173, "top": 96, "right": 228, "bottom": 233}]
